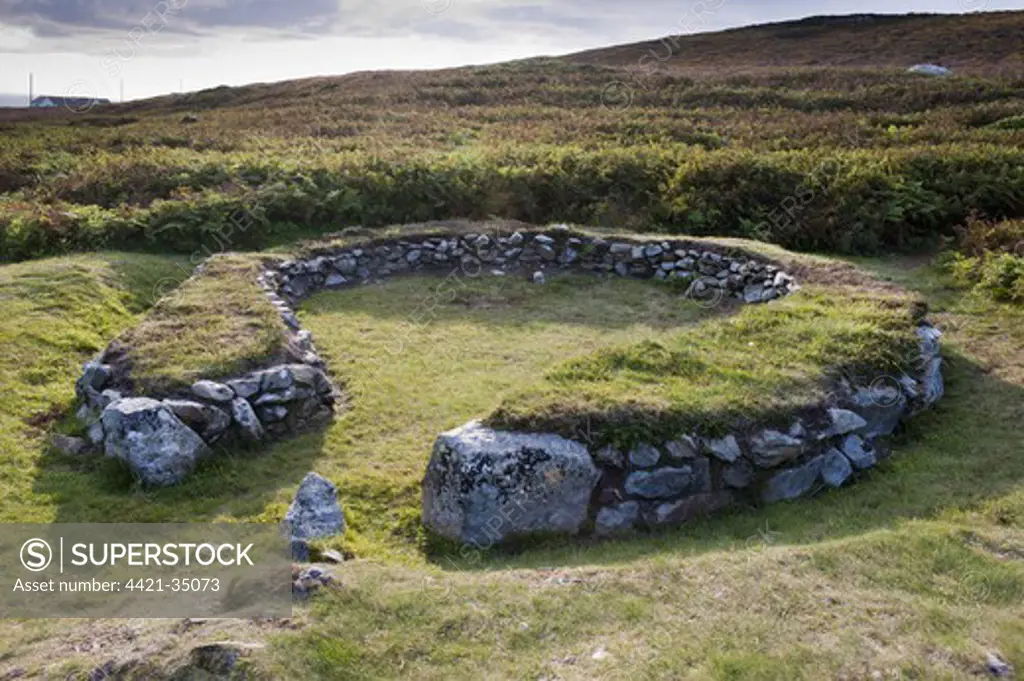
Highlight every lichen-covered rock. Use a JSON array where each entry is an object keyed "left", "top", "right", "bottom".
[
  {"left": 750, "top": 429, "right": 805, "bottom": 468},
  {"left": 226, "top": 376, "right": 261, "bottom": 399},
  {"left": 595, "top": 502, "right": 640, "bottom": 535},
  {"left": 50, "top": 433, "right": 87, "bottom": 456},
  {"left": 285, "top": 472, "right": 346, "bottom": 541},
  {"left": 101, "top": 398, "right": 211, "bottom": 486},
  {"left": 761, "top": 455, "right": 826, "bottom": 503},
  {"left": 422, "top": 421, "right": 600, "bottom": 546}
]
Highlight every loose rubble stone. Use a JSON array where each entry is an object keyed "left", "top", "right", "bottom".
[
  {"left": 762, "top": 455, "right": 826, "bottom": 503},
  {"left": 188, "top": 642, "right": 265, "bottom": 674},
  {"left": 723, "top": 459, "right": 755, "bottom": 489},
  {"left": 624, "top": 466, "right": 693, "bottom": 499},
  {"left": 850, "top": 385, "right": 907, "bottom": 439},
  {"left": 532, "top": 271, "right": 546, "bottom": 284},
  {"left": 629, "top": 443, "right": 661, "bottom": 468},
  {"left": 663, "top": 436, "right": 698, "bottom": 462},
  {"left": 594, "top": 445, "right": 625, "bottom": 469},
  {"left": 422, "top": 422, "right": 600, "bottom": 545},
  {"left": 50, "top": 433, "right": 87, "bottom": 456},
  {"left": 230, "top": 398, "right": 264, "bottom": 442},
  {"left": 841, "top": 434, "right": 876, "bottom": 470},
  {"left": 750, "top": 429, "right": 805, "bottom": 468},
  {"left": 191, "top": 380, "right": 234, "bottom": 402},
  {"left": 703, "top": 435, "right": 742, "bottom": 463},
  {"left": 651, "top": 492, "right": 733, "bottom": 526},
  {"left": 825, "top": 408, "right": 868, "bottom": 437},
  {"left": 101, "top": 398, "right": 211, "bottom": 486},
  {"left": 595, "top": 502, "right": 640, "bottom": 535},
  {"left": 163, "top": 400, "right": 231, "bottom": 442},
  {"left": 821, "top": 448, "right": 853, "bottom": 487}
]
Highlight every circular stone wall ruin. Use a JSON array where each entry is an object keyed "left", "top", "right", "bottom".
[{"left": 71, "top": 225, "right": 943, "bottom": 545}]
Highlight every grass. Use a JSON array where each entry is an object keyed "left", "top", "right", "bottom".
[
  {"left": 489, "top": 281, "right": 919, "bottom": 446},
  {"left": 1, "top": 246, "right": 1023, "bottom": 680},
  {"left": 119, "top": 254, "right": 286, "bottom": 395},
  {"left": 0, "top": 12, "right": 1023, "bottom": 677},
  {"left": 0, "top": 251, "right": 187, "bottom": 520},
  {"left": 1, "top": 16, "right": 1022, "bottom": 262}
]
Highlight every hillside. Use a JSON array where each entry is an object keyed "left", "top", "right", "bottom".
[{"left": 566, "top": 11, "right": 1024, "bottom": 74}]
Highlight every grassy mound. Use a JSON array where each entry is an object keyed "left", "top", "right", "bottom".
[
  {"left": 489, "top": 281, "right": 921, "bottom": 445},
  {"left": 118, "top": 254, "right": 287, "bottom": 395},
  {"left": 0, "top": 251, "right": 186, "bottom": 521}
]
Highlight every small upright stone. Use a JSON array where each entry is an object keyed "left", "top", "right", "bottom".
[
  {"left": 230, "top": 398, "right": 264, "bottom": 443},
  {"left": 821, "top": 448, "right": 853, "bottom": 487},
  {"left": 286, "top": 472, "right": 346, "bottom": 561},
  {"left": 841, "top": 434, "right": 876, "bottom": 470}
]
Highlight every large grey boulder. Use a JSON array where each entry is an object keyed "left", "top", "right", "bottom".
[
  {"left": 101, "top": 398, "right": 211, "bottom": 486},
  {"left": 422, "top": 422, "right": 600, "bottom": 546}
]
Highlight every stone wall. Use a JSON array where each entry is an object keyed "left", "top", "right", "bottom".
[
  {"left": 421, "top": 322, "right": 945, "bottom": 546},
  {"left": 73, "top": 226, "right": 798, "bottom": 486}
]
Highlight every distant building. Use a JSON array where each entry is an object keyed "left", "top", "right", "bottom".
[{"left": 30, "top": 95, "right": 111, "bottom": 110}]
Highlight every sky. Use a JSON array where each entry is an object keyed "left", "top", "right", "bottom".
[{"left": 0, "top": 0, "right": 1020, "bottom": 103}]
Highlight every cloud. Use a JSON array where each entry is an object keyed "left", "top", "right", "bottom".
[{"left": 2, "top": 0, "right": 1021, "bottom": 54}]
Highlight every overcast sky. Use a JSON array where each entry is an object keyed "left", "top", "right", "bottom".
[{"left": 0, "top": 1, "right": 1019, "bottom": 102}]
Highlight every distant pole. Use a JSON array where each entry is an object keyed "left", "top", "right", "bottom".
[{"left": 28, "top": 72, "right": 33, "bottom": 106}]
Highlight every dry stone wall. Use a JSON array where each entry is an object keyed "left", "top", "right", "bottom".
[
  {"left": 421, "top": 322, "right": 945, "bottom": 546},
  {"left": 72, "top": 226, "right": 800, "bottom": 487}
]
